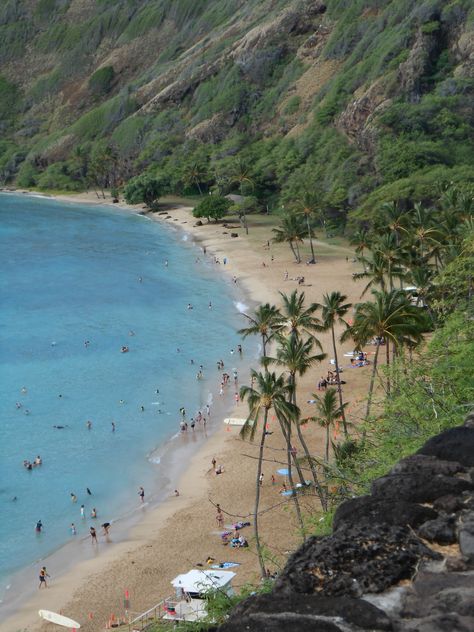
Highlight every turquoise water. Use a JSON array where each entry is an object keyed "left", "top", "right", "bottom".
[{"left": 0, "top": 194, "right": 244, "bottom": 587}]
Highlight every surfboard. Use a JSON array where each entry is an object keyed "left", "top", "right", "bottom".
[{"left": 39, "top": 610, "right": 81, "bottom": 628}]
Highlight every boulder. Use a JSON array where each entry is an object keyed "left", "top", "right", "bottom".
[
  {"left": 390, "top": 454, "right": 466, "bottom": 476},
  {"left": 371, "top": 472, "right": 473, "bottom": 503},
  {"left": 334, "top": 496, "right": 437, "bottom": 530},
  {"left": 273, "top": 523, "right": 440, "bottom": 597},
  {"left": 433, "top": 494, "right": 465, "bottom": 513},
  {"left": 230, "top": 232, "right": 239, "bottom": 238},
  {"left": 458, "top": 511, "right": 474, "bottom": 562},
  {"left": 417, "top": 514, "right": 457, "bottom": 544},
  {"left": 219, "top": 593, "right": 392, "bottom": 632},
  {"left": 417, "top": 426, "right": 474, "bottom": 467}
]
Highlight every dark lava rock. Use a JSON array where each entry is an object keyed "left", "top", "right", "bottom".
[
  {"left": 334, "top": 496, "right": 437, "bottom": 530},
  {"left": 230, "top": 232, "right": 238, "bottom": 238},
  {"left": 417, "top": 514, "right": 457, "bottom": 544},
  {"left": 371, "top": 472, "right": 473, "bottom": 503},
  {"left": 218, "top": 615, "right": 344, "bottom": 632},
  {"left": 401, "top": 570, "right": 474, "bottom": 618},
  {"left": 390, "top": 454, "right": 466, "bottom": 476},
  {"left": 433, "top": 494, "right": 465, "bottom": 513},
  {"left": 273, "top": 523, "right": 440, "bottom": 598},
  {"left": 398, "top": 613, "right": 474, "bottom": 632},
  {"left": 417, "top": 426, "right": 474, "bottom": 467},
  {"left": 459, "top": 511, "right": 474, "bottom": 561},
  {"left": 194, "top": 220, "right": 203, "bottom": 226},
  {"left": 218, "top": 593, "right": 392, "bottom": 632}
]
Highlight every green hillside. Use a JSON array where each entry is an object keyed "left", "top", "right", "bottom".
[{"left": 0, "top": 0, "right": 473, "bottom": 226}]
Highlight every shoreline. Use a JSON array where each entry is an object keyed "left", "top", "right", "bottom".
[
  {"left": 0, "top": 191, "right": 259, "bottom": 631},
  {"left": 1, "top": 190, "right": 370, "bottom": 632}
]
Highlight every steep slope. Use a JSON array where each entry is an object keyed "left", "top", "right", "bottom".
[{"left": 0, "top": 0, "right": 473, "bottom": 224}]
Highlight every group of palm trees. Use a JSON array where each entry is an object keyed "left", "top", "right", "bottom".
[{"left": 238, "top": 184, "right": 473, "bottom": 578}]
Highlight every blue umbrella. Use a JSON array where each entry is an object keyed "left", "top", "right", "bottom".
[{"left": 277, "top": 468, "right": 289, "bottom": 476}]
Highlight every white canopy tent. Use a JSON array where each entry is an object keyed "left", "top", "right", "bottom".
[{"left": 171, "top": 569, "right": 235, "bottom": 595}]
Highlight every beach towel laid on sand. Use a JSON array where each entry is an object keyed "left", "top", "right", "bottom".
[{"left": 210, "top": 562, "right": 241, "bottom": 569}]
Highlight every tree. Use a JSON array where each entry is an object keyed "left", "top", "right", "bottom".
[
  {"left": 294, "top": 192, "right": 318, "bottom": 263},
  {"left": 272, "top": 214, "right": 306, "bottom": 263},
  {"left": 123, "top": 174, "right": 163, "bottom": 209},
  {"left": 193, "top": 195, "right": 230, "bottom": 223},
  {"left": 271, "top": 334, "right": 327, "bottom": 508},
  {"left": 316, "top": 291, "right": 352, "bottom": 437},
  {"left": 309, "top": 388, "right": 347, "bottom": 463},
  {"left": 277, "top": 290, "right": 322, "bottom": 339},
  {"left": 239, "top": 370, "right": 296, "bottom": 577},
  {"left": 238, "top": 303, "right": 282, "bottom": 356},
  {"left": 230, "top": 160, "right": 254, "bottom": 234},
  {"left": 183, "top": 162, "right": 209, "bottom": 195},
  {"left": 353, "top": 250, "right": 404, "bottom": 296},
  {"left": 343, "top": 289, "right": 426, "bottom": 419}
]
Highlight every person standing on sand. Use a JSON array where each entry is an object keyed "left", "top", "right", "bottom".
[
  {"left": 138, "top": 486, "right": 145, "bottom": 503},
  {"left": 216, "top": 504, "right": 224, "bottom": 528},
  {"left": 211, "top": 457, "right": 217, "bottom": 471},
  {"left": 90, "top": 526, "right": 97, "bottom": 544},
  {"left": 38, "top": 566, "right": 49, "bottom": 589}
]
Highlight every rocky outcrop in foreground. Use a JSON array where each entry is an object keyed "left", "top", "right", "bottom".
[{"left": 217, "top": 419, "right": 474, "bottom": 632}]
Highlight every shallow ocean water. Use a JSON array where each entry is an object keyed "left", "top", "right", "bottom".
[{"left": 0, "top": 194, "right": 245, "bottom": 587}]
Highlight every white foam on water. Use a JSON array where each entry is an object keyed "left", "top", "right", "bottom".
[
  {"left": 234, "top": 301, "right": 248, "bottom": 313},
  {"left": 181, "top": 233, "right": 189, "bottom": 241}
]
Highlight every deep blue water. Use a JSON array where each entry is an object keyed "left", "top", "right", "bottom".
[{"left": 0, "top": 194, "right": 244, "bottom": 585}]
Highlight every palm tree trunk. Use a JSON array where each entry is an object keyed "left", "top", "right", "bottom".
[
  {"left": 294, "top": 241, "right": 301, "bottom": 264},
  {"left": 288, "top": 241, "right": 299, "bottom": 263},
  {"left": 306, "top": 215, "right": 315, "bottom": 263},
  {"left": 254, "top": 409, "right": 269, "bottom": 578},
  {"left": 326, "top": 426, "right": 330, "bottom": 463},
  {"left": 292, "top": 377, "right": 327, "bottom": 511},
  {"left": 331, "top": 324, "right": 348, "bottom": 438},
  {"left": 280, "top": 416, "right": 305, "bottom": 541},
  {"left": 386, "top": 340, "right": 391, "bottom": 396},
  {"left": 278, "top": 413, "right": 306, "bottom": 485},
  {"left": 365, "top": 341, "right": 381, "bottom": 421},
  {"left": 196, "top": 181, "right": 203, "bottom": 195}
]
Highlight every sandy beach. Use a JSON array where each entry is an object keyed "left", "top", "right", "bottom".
[{"left": 1, "top": 191, "right": 371, "bottom": 632}]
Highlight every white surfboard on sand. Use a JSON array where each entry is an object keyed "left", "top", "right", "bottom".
[
  {"left": 223, "top": 417, "right": 252, "bottom": 426},
  {"left": 39, "top": 609, "right": 81, "bottom": 628}
]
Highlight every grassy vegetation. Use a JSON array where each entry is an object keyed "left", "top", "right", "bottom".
[{"left": 0, "top": 0, "right": 472, "bottom": 230}]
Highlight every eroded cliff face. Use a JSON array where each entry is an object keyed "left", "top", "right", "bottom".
[
  {"left": 216, "top": 418, "right": 474, "bottom": 632},
  {"left": 0, "top": 1, "right": 473, "bottom": 208}
]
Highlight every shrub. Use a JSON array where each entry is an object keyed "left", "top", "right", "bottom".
[
  {"left": 123, "top": 174, "right": 164, "bottom": 208},
  {"left": 193, "top": 195, "right": 230, "bottom": 222},
  {"left": 89, "top": 66, "right": 115, "bottom": 97}
]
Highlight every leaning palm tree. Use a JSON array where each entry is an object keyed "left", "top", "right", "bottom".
[
  {"left": 309, "top": 388, "right": 347, "bottom": 463},
  {"left": 183, "top": 162, "right": 208, "bottom": 195},
  {"left": 238, "top": 303, "right": 282, "bottom": 357},
  {"left": 230, "top": 160, "right": 254, "bottom": 234},
  {"left": 240, "top": 370, "right": 301, "bottom": 575},
  {"left": 316, "top": 291, "right": 352, "bottom": 437},
  {"left": 343, "top": 289, "right": 426, "bottom": 419},
  {"left": 294, "top": 192, "right": 319, "bottom": 263},
  {"left": 270, "top": 335, "right": 327, "bottom": 508},
  {"left": 350, "top": 228, "right": 371, "bottom": 265},
  {"left": 277, "top": 290, "right": 322, "bottom": 339},
  {"left": 272, "top": 213, "right": 306, "bottom": 263},
  {"left": 353, "top": 250, "right": 404, "bottom": 296}
]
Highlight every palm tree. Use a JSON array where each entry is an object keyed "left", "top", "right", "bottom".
[
  {"left": 183, "top": 162, "right": 208, "bottom": 195},
  {"left": 230, "top": 160, "right": 254, "bottom": 234},
  {"left": 239, "top": 370, "right": 299, "bottom": 575},
  {"left": 316, "top": 292, "right": 351, "bottom": 437},
  {"left": 272, "top": 214, "right": 306, "bottom": 263},
  {"left": 294, "top": 192, "right": 318, "bottom": 263},
  {"left": 373, "top": 233, "right": 405, "bottom": 291},
  {"left": 270, "top": 335, "right": 327, "bottom": 508},
  {"left": 379, "top": 201, "right": 409, "bottom": 246},
  {"left": 309, "top": 388, "right": 347, "bottom": 463},
  {"left": 353, "top": 250, "right": 404, "bottom": 296},
  {"left": 350, "top": 229, "right": 371, "bottom": 265},
  {"left": 343, "top": 289, "right": 426, "bottom": 419},
  {"left": 277, "top": 290, "right": 322, "bottom": 339},
  {"left": 238, "top": 303, "right": 282, "bottom": 357}
]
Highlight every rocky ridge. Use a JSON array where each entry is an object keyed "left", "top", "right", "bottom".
[{"left": 216, "top": 417, "right": 474, "bottom": 632}]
